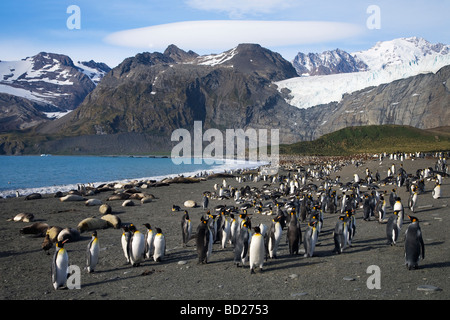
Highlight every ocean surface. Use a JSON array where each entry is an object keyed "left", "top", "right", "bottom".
[{"left": 0, "top": 155, "right": 261, "bottom": 198}]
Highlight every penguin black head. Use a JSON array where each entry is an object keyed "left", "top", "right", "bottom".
[
  {"left": 129, "top": 224, "right": 137, "bottom": 233},
  {"left": 56, "top": 239, "right": 68, "bottom": 248},
  {"left": 156, "top": 228, "right": 162, "bottom": 234},
  {"left": 143, "top": 223, "right": 151, "bottom": 229},
  {"left": 394, "top": 210, "right": 399, "bottom": 216},
  {"left": 254, "top": 226, "right": 261, "bottom": 234},
  {"left": 92, "top": 231, "right": 97, "bottom": 237},
  {"left": 408, "top": 216, "right": 419, "bottom": 223}
]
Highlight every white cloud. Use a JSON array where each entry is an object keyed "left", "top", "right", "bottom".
[
  {"left": 186, "top": 0, "right": 297, "bottom": 18},
  {"left": 104, "top": 20, "right": 364, "bottom": 53}
]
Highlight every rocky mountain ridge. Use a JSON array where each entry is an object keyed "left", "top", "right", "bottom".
[{"left": 0, "top": 39, "right": 449, "bottom": 155}]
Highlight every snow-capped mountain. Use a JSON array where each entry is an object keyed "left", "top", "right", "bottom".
[
  {"left": 353, "top": 37, "right": 450, "bottom": 71},
  {"left": 0, "top": 52, "right": 109, "bottom": 112},
  {"left": 292, "top": 48, "right": 368, "bottom": 76},
  {"left": 277, "top": 37, "right": 450, "bottom": 109},
  {"left": 75, "top": 60, "right": 111, "bottom": 85}
]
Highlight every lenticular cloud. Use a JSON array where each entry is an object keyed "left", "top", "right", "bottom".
[{"left": 104, "top": 20, "right": 363, "bottom": 52}]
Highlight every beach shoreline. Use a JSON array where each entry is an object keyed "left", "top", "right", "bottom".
[{"left": 1, "top": 153, "right": 449, "bottom": 302}]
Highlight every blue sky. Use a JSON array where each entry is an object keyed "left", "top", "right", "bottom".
[{"left": 0, "top": 0, "right": 448, "bottom": 67}]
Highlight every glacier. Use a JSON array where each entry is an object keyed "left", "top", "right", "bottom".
[{"left": 276, "top": 37, "right": 450, "bottom": 109}]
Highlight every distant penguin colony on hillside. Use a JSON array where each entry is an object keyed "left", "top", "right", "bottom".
[{"left": 10, "top": 151, "right": 447, "bottom": 291}]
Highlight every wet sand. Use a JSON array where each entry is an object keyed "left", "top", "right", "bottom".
[{"left": 1, "top": 154, "right": 449, "bottom": 305}]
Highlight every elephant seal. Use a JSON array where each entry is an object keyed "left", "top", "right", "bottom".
[
  {"left": 25, "top": 193, "right": 42, "bottom": 200},
  {"left": 101, "top": 214, "right": 122, "bottom": 229},
  {"left": 99, "top": 204, "right": 112, "bottom": 215},
  {"left": 122, "top": 200, "right": 135, "bottom": 207},
  {"left": 77, "top": 217, "right": 109, "bottom": 233},
  {"left": 60, "top": 194, "right": 86, "bottom": 202},
  {"left": 85, "top": 199, "right": 102, "bottom": 206},
  {"left": 57, "top": 228, "right": 80, "bottom": 242},
  {"left": 47, "top": 226, "right": 64, "bottom": 242},
  {"left": 184, "top": 200, "right": 197, "bottom": 208},
  {"left": 8, "top": 212, "right": 34, "bottom": 222},
  {"left": 20, "top": 222, "right": 49, "bottom": 236}
]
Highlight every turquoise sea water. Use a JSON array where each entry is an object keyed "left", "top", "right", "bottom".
[{"left": 0, "top": 155, "right": 258, "bottom": 197}]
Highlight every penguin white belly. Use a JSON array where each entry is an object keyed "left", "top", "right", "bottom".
[
  {"left": 153, "top": 234, "right": 166, "bottom": 262},
  {"left": 221, "top": 220, "right": 231, "bottom": 249},
  {"left": 269, "top": 223, "right": 282, "bottom": 258},
  {"left": 310, "top": 229, "right": 318, "bottom": 256},
  {"left": 130, "top": 232, "right": 145, "bottom": 265},
  {"left": 342, "top": 223, "right": 348, "bottom": 249},
  {"left": 87, "top": 239, "right": 99, "bottom": 272},
  {"left": 53, "top": 249, "right": 68, "bottom": 289},
  {"left": 433, "top": 186, "right": 441, "bottom": 199},
  {"left": 121, "top": 234, "right": 130, "bottom": 263},
  {"left": 207, "top": 229, "right": 213, "bottom": 259},
  {"left": 145, "top": 231, "right": 154, "bottom": 259},
  {"left": 249, "top": 234, "right": 265, "bottom": 270}
]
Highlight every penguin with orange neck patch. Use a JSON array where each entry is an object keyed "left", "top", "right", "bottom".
[{"left": 405, "top": 216, "right": 425, "bottom": 270}]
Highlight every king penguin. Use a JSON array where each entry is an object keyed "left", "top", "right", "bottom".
[
  {"left": 196, "top": 216, "right": 211, "bottom": 264},
  {"left": 386, "top": 211, "right": 400, "bottom": 246},
  {"left": 409, "top": 188, "right": 418, "bottom": 212},
  {"left": 121, "top": 225, "right": 131, "bottom": 264},
  {"left": 86, "top": 231, "right": 99, "bottom": 273},
  {"left": 128, "top": 224, "right": 145, "bottom": 267},
  {"left": 249, "top": 226, "right": 265, "bottom": 274},
  {"left": 153, "top": 228, "right": 166, "bottom": 262},
  {"left": 234, "top": 220, "right": 251, "bottom": 267},
  {"left": 267, "top": 215, "right": 283, "bottom": 259},
  {"left": 404, "top": 216, "right": 425, "bottom": 270},
  {"left": 181, "top": 210, "right": 192, "bottom": 247},
  {"left": 432, "top": 182, "right": 441, "bottom": 199},
  {"left": 345, "top": 210, "right": 356, "bottom": 247},
  {"left": 389, "top": 189, "right": 397, "bottom": 209},
  {"left": 143, "top": 223, "right": 155, "bottom": 259},
  {"left": 333, "top": 216, "right": 348, "bottom": 254},
  {"left": 287, "top": 210, "right": 301, "bottom": 256},
  {"left": 221, "top": 212, "right": 231, "bottom": 249},
  {"left": 393, "top": 197, "right": 404, "bottom": 229},
  {"left": 51, "top": 240, "right": 69, "bottom": 290},
  {"left": 304, "top": 220, "right": 318, "bottom": 257}
]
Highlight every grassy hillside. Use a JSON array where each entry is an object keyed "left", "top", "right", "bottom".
[{"left": 280, "top": 125, "right": 450, "bottom": 156}]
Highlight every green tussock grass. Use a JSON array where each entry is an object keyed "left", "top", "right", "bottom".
[{"left": 280, "top": 125, "right": 450, "bottom": 156}]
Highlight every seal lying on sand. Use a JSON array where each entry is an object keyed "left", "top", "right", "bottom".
[
  {"left": 8, "top": 213, "right": 34, "bottom": 222},
  {"left": 20, "top": 222, "right": 49, "bottom": 236},
  {"left": 101, "top": 214, "right": 122, "bottom": 229},
  {"left": 77, "top": 217, "right": 109, "bottom": 233}
]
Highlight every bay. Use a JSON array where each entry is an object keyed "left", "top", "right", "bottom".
[{"left": 0, "top": 155, "right": 260, "bottom": 197}]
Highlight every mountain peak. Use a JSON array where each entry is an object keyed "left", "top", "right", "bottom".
[
  {"left": 163, "top": 44, "right": 198, "bottom": 63},
  {"left": 352, "top": 37, "right": 450, "bottom": 70},
  {"left": 292, "top": 48, "right": 368, "bottom": 76}
]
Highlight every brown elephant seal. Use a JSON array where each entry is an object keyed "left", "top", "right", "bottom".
[
  {"left": 8, "top": 212, "right": 34, "bottom": 222},
  {"left": 101, "top": 214, "right": 122, "bottom": 229},
  {"left": 122, "top": 199, "right": 135, "bottom": 207},
  {"left": 25, "top": 193, "right": 42, "bottom": 200},
  {"left": 57, "top": 228, "right": 80, "bottom": 242},
  {"left": 99, "top": 204, "right": 112, "bottom": 215},
  {"left": 77, "top": 217, "right": 109, "bottom": 233},
  {"left": 85, "top": 198, "right": 102, "bottom": 206},
  {"left": 20, "top": 222, "right": 49, "bottom": 236},
  {"left": 60, "top": 194, "right": 86, "bottom": 202},
  {"left": 47, "top": 226, "right": 63, "bottom": 242}
]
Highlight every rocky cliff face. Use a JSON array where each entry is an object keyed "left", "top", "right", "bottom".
[
  {"left": 37, "top": 44, "right": 305, "bottom": 147},
  {"left": 302, "top": 64, "right": 450, "bottom": 139}
]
